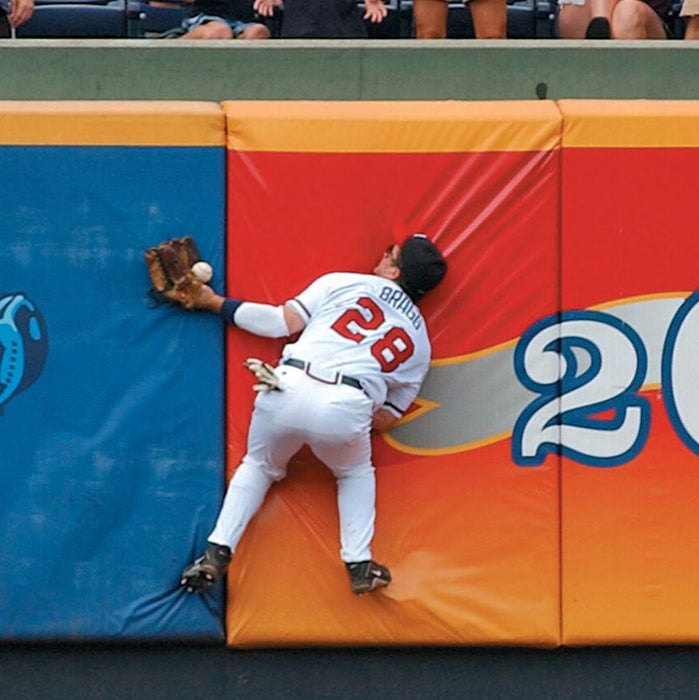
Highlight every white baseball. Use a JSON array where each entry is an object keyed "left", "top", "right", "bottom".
[{"left": 191, "top": 261, "right": 213, "bottom": 283}]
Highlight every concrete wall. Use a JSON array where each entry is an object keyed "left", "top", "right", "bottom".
[{"left": 2, "top": 39, "right": 699, "bottom": 101}]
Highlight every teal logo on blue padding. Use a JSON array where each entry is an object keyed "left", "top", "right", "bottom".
[{"left": 0, "top": 294, "right": 48, "bottom": 412}]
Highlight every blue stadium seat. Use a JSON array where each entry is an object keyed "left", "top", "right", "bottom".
[
  {"left": 138, "top": 0, "right": 186, "bottom": 35},
  {"left": 33, "top": 0, "right": 116, "bottom": 5},
  {"left": 16, "top": 3, "right": 130, "bottom": 36},
  {"left": 535, "top": 0, "right": 556, "bottom": 38},
  {"left": 666, "top": 0, "right": 686, "bottom": 37}
]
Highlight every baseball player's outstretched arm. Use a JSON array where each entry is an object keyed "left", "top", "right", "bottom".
[
  {"left": 190, "top": 284, "right": 306, "bottom": 337},
  {"left": 191, "top": 285, "right": 225, "bottom": 312},
  {"left": 283, "top": 305, "right": 305, "bottom": 334}
]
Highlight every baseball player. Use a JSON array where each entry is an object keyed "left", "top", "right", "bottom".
[{"left": 180, "top": 234, "right": 447, "bottom": 595}]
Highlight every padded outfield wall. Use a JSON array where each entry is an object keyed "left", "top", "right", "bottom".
[
  {"left": 0, "top": 103, "right": 227, "bottom": 640},
  {"left": 3, "top": 100, "right": 699, "bottom": 646}
]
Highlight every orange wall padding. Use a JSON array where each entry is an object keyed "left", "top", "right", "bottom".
[
  {"left": 221, "top": 101, "right": 562, "bottom": 647},
  {"left": 9, "top": 98, "right": 697, "bottom": 647},
  {"left": 559, "top": 100, "right": 699, "bottom": 644},
  {"left": 0, "top": 101, "right": 225, "bottom": 146}
]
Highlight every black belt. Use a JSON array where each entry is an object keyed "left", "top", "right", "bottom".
[{"left": 282, "top": 359, "right": 364, "bottom": 392}]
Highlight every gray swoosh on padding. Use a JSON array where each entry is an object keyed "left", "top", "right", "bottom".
[{"left": 386, "top": 295, "right": 687, "bottom": 455}]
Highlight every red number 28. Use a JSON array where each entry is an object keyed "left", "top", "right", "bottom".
[{"left": 331, "top": 296, "right": 415, "bottom": 372}]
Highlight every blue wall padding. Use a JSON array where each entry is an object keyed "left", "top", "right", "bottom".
[{"left": 0, "top": 146, "right": 226, "bottom": 640}]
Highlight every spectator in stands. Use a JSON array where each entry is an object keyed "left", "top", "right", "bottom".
[
  {"left": 680, "top": 0, "right": 699, "bottom": 36},
  {"left": 171, "top": 0, "right": 270, "bottom": 38},
  {"left": 252, "top": 0, "right": 387, "bottom": 38},
  {"left": 410, "top": 0, "right": 506, "bottom": 38},
  {"left": 0, "top": 0, "right": 34, "bottom": 35},
  {"left": 557, "top": 0, "right": 671, "bottom": 38}
]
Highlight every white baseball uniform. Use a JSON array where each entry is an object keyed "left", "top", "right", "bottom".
[{"left": 209, "top": 272, "right": 432, "bottom": 563}]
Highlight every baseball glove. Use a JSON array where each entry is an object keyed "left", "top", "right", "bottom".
[{"left": 145, "top": 236, "right": 203, "bottom": 310}]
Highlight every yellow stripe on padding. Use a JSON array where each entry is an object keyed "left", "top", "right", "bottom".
[
  {"left": 560, "top": 100, "right": 699, "bottom": 148},
  {"left": 222, "top": 100, "right": 562, "bottom": 153},
  {"left": 0, "top": 102, "right": 225, "bottom": 146}
]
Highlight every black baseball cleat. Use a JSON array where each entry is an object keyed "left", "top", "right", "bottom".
[
  {"left": 346, "top": 560, "right": 392, "bottom": 595},
  {"left": 180, "top": 543, "right": 231, "bottom": 594}
]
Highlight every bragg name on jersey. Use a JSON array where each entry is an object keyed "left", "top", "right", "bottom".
[{"left": 378, "top": 285, "right": 422, "bottom": 331}]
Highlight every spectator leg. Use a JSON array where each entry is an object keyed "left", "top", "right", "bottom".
[
  {"left": 237, "top": 22, "right": 271, "bottom": 39},
  {"left": 413, "top": 0, "right": 448, "bottom": 38},
  {"left": 684, "top": 14, "right": 699, "bottom": 36},
  {"left": 469, "top": 0, "right": 507, "bottom": 37},
  {"left": 180, "top": 20, "right": 234, "bottom": 38},
  {"left": 557, "top": 4, "right": 594, "bottom": 38},
  {"left": 611, "top": 0, "right": 667, "bottom": 37}
]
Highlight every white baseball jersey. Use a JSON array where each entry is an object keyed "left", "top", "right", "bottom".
[
  {"left": 283, "top": 272, "right": 432, "bottom": 417},
  {"left": 209, "top": 272, "right": 433, "bottom": 563}
]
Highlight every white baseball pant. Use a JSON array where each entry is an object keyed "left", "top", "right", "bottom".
[{"left": 208, "top": 364, "right": 377, "bottom": 563}]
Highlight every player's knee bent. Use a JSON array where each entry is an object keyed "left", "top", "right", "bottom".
[
  {"left": 239, "top": 456, "right": 285, "bottom": 483},
  {"left": 332, "top": 462, "right": 375, "bottom": 480}
]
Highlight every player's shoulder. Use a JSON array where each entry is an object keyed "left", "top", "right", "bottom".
[
  {"left": 332, "top": 274, "right": 411, "bottom": 304},
  {"left": 316, "top": 271, "right": 377, "bottom": 291}
]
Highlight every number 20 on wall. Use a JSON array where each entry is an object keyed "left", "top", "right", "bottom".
[{"left": 512, "top": 290, "right": 699, "bottom": 467}]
